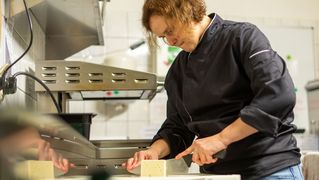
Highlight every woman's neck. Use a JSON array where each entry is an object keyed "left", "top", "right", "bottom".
[{"left": 198, "top": 15, "right": 212, "bottom": 41}]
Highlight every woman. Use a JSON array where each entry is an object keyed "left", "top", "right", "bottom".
[{"left": 123, "top": 0, "right": 303, "bottom": 179}]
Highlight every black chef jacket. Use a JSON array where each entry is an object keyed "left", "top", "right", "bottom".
[{"left": 152, "top": 13, "right": 301, "bottom": 179}]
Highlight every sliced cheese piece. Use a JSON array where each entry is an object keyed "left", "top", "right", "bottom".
[
  {"left": 141, "top": 160, "right": 166, "bottom": 177},
  {"left": 14, "top": 160, "right": 54, "bottom": 179}
]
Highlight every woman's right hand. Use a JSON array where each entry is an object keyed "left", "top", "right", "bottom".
[{"left": 122, "top": 148, "right": 159, "bottom": 171}]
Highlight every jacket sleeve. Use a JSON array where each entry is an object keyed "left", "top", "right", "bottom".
[
  {"left": 152, "top": 89, "right": 195, "bottom": 158},
  {"left": 237, "top": 24, "right": 296, "bottom": 137}
]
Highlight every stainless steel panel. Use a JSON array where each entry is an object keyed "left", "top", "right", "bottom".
[
  {"left": 92, "top": 139, "right": 151, "bottom": 148},
  {"left": 94, "top": 139, "right": 151, "bottom": 159},
  {"left": 35, "top": 61, "right": 158, "bottom": 100}
]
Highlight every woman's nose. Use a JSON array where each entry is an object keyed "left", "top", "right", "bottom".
[{"left": 167, "top": 37, "right": 178, "bottom": 46}]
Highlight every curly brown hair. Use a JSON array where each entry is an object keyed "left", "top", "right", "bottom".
[{"left": 142, "top": 0, "right": 207, "bottom": 45}]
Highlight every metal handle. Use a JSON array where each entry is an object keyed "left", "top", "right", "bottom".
[{"left": 213, "top": 149, "right": 227, "bottom": 159}]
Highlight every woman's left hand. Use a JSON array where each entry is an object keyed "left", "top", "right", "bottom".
[{"left": 175, "top": 134, "right": 227, "bottom": 166}]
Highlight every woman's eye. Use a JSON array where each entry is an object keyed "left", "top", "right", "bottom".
[{"left": 166, "top": 29, "right": 173, "bottom": 36}]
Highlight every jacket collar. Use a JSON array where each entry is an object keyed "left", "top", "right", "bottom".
[{"left": 191, "top": 13, "right": 224, "bottom": 55}]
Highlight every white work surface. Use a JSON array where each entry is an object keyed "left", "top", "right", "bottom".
[
  {"left": 110, "top": 174, "right": 240, "bottom": 180},
  {"left": 58, "top": 174, "right": 240, "bottom": 180}
]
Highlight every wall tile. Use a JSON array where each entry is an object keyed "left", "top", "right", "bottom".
[
  {"left": 127, "top": 100, "right": 149, "bottom": 121},
  {"left": 104, "top": 37, "right": 129, "bottom": 53},
  {"left": 105, "top": 121, "right": 128, "bottom": 139},
  {"left": 127, "top": 11, "right": 144, "bottom": 38},
  {"left": 68, "top": 101, "right": 85, "bottom": 113},
  {"left": 149, "top": 91, "right": 167, "bottom": 123},
  {"left": 128, "top": 120, "right": 150, "bottom": 139},
  {"left": 90, "top": 117, "right": 108, "bottom": 140},
  {"left": 104, "top": 10, "right": 128, "bottom": 37}
]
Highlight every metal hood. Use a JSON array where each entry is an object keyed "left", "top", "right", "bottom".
[{"left": 28, "top": 0, "right": 104, "bottom": 60}]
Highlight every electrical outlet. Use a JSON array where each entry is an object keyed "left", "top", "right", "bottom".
[{"left": 0, "top": 64, "right": 10, "bottom": 102}]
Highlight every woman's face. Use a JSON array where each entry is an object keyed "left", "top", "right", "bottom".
[{"left": 149, "top": 15, "right": 200, "bottom": 52}]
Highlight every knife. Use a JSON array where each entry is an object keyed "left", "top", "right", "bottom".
[
  {"left": 179, "top": 149, "right": 226, "bottom": 167},
  {"left": 128, "top": 149, "right": 226, "bottom": 175}
]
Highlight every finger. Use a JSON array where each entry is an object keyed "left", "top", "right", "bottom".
[
  {"left": 58, "top": 154, "right": 65, "bottom": 171},
  {"left": 205, "top": 154, "right": 214, "bottom": 164},
  {"left": 62, "top": 159, "right": 69, "bottom": 172},
  {"left": 126, "top": 158, "right": 134, "bottom": 170},
  {"left": 50, "top": 149, "right": 61, "bottom": 169},
  {"left": 134, "top": 152, "right": 144, "bottom": 168},
  {"left": 192, "top": 153, "right": 202, "bottom": 166},
  {"left": 175, "top": 146, "right": 193, "bottom": 159},
  {"left": 132, "top": 152, "right": 140, "bottom": 168},
  {"left": 121, "top": 162, "right": 127, "bottom": 168},
  {"left": 132, "top": 152, "right": 139, "bottom": 167},
  {"left": 198, "top": 152, "right": 207, "bottom": 165},
  {"left": 211, "top": 156, "right": 218, "bottom": 163}
]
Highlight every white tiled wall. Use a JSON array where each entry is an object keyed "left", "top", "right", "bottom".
[{"left": 0, "top": 12, "right": 44, "bottom": 110}]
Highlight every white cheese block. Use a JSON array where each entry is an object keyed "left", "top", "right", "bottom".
[
  {"left": 141, "top": 160, "right": 167, "bottom": 177},
  {"left": 14, "top": 160, "right": 54, "bottom": 179}
]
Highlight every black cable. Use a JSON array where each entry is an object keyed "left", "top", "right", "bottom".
[
  {"left": 1, "top": 0, "right": 33, "bottom": 89},
  {"left": 13, "top": 72, "right": 62, "bottom": 113}
]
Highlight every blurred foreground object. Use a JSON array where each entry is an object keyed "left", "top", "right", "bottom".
[
  {"left": 0, "top": 108, "right": 74, "bottom": 179},
  {"left": 14, "top": 160, "right": 54, "bottom": 180},
  {"left": 302, "top": 151, "right": 319, "bottom": 180}
]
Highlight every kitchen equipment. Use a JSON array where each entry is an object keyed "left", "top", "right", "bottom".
[
  {"left": 35, "top": 60, "right": 158, "bottom": 100},
  {"left": 33, "top": 60, "right": 163, "bottom": 176},
  {"left": 35, "top": 60, "right": 162, "bottom": 112}
]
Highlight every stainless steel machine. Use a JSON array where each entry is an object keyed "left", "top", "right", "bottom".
[
  {"left": 22, "top": 0, "right": 162, "bottom": 175},
  {"left": 34, "top": 60, "right": 161, "bottom": 175},
  {"left": 43, "top": 131, "right": 151, "bottom": 176}
]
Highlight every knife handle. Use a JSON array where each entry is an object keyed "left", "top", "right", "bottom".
[{"left": 213, "top": 149, "right": 226, "bottom": 159}]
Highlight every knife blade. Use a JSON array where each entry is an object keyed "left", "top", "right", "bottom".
[{"left": 127, "top": 149, "right": 226, "bottom": 175}]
